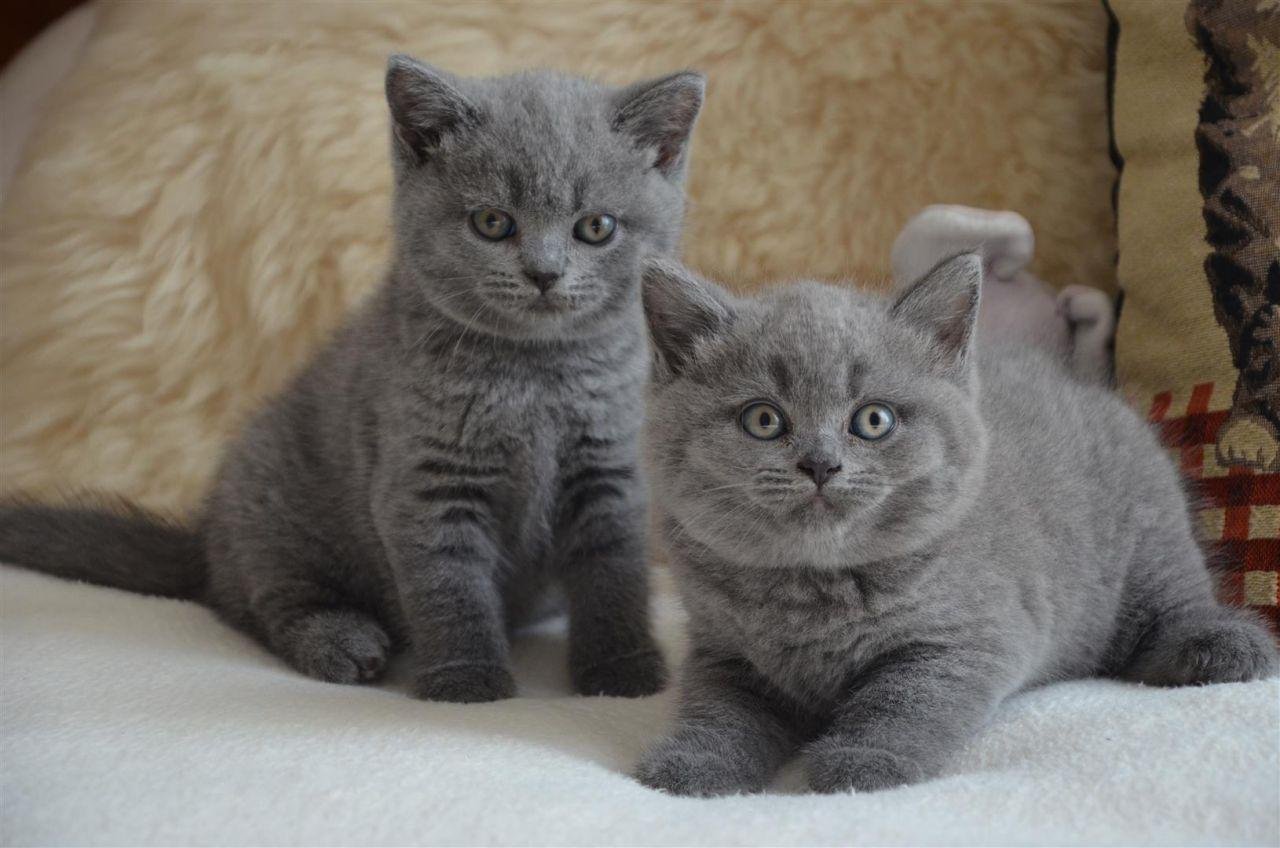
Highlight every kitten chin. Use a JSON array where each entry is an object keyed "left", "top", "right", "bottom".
[{"left": 667, "top": 504, "right": 860, "bottom": 571}]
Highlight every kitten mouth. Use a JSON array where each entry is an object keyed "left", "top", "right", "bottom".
[
  {"left": 526, "top": 296, "right": 571, "bottom": 315},
  {"left": 804, "top": 493, "right": 840, "bottom": 517}
]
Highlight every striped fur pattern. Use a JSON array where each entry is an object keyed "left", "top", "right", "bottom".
[
  {"left": 0, "top": 57, "right": 705, "bottom": 702},
  {"left": 634, "top": 256, "right": 1277, "bottom": 795}
]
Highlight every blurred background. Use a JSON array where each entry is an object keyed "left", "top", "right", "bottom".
[{"left": 0, "top": 1, "right": 1115, "bottom": 511}]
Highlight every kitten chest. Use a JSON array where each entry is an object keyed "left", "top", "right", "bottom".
[
  {"left": 427, "top": 338, "right": 646, "bottom": 568},
  {"left": 686, "top": 564, "right": 888, "bottom": 707}
]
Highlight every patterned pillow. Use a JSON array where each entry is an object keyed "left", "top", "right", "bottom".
[{"left": 1108, "top": 0, "right": 1279, "bottom": 631}]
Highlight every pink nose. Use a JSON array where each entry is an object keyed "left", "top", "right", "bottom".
[
  {"left": 797, "top": 457, "right": 841, "bottom": 487},
  {"left": 523, "top": 269, "right": 561, "bottom": 293}
]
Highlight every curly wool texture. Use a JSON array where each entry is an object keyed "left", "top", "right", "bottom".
[{"left": 0, "top": 1, "right": 1114, "bottom": 510}]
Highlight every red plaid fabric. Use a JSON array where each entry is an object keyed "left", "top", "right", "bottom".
[{"left": 1149, "top": 383, "right": 1280, "bottom": 633}]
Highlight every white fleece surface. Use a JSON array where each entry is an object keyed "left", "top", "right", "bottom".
[{"left": 2, "top": 565, "right": 1277, "bottom": 847}]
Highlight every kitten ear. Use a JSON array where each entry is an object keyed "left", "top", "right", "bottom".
[
  {"left": 385, "top": 55, "right": 480, "bottom": 167},
  {"left": 642, "top": 259, "right": 735, "bottom": 378},
  {"left": 891, "top": 252, "right": 983, "bottom": 373},
  {"left": 612, "top": 71, "right": 706, "bottom": 179}
]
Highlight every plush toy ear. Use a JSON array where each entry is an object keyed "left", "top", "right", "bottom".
[
  {"left": 642, "top": 259, "right": 735, "bottom": 379},
  {"left": 612, "top": 71, "right": 705, "bottom": 180},
  {"left": 385, "top": 55, "right": 480, "bottom": 167},
  {"left": 890, "top": 205, "right": 1034, "bottom": 289},
  {"left": 891, "top": 252, "right": 983, "bottom": 375}
]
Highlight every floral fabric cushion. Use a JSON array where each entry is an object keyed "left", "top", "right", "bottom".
[{"left": 1109, "top": 0, "right": 1280, "bottom": 630}]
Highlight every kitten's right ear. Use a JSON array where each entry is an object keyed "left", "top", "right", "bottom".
[
  {"left": 642, "top": 259, "right": 735, "bottom": 379},
  {"left": 612, "top": 71, "right": 706, "bottom": 180},
  {"left": 891, "top": 252, "right": 983, "bottom": 376},
  {"left": 385, "top": 55, "right": 479, "bottom": 167}
]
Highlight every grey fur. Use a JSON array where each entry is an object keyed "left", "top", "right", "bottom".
[
  {"left": 0, "top": 57, "right": 706, "bottom": 702},
  {"left": 634, "top": 256, "right": 1277, "bottom": 795}
]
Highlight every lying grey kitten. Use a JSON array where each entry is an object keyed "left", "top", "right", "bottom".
[
  {"left": 0, "top": 56, "right": 705, "bottom": 703},
  {"left": 634, "top": 256, "right": 1277, "bottom": 795}
]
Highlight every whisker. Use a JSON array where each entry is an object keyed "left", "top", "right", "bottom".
[{"left": 447, "top": 302, "right": 493, "bottom": 371}]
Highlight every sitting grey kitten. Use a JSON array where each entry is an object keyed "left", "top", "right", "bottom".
[
  {"left": 634, "top": 256, "right": 1277, "bottom": 795},
  {"left": 0, "top": 56, "right": 705, "bottom": 703}
]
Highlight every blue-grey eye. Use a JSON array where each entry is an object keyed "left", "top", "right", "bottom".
[
  {"left": 573, "top": 213, "right": 617, "bottom": 245},
  {"left": 740, "top": 401, "right": 787, "bottom": 440},
  {"left": 851, "top": 402, "right": 896, "bottom": 440},
  {"left": 470, "top": 208, "right": 516, "bottom": 241}
]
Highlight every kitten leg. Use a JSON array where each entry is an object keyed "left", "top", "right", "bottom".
[
  {"left": 807, "top": 645, "right": 1009, "bottom": 794},
  {"left": 268, "top": 606, "right": 392, "bottom": 684},
  {"left": 375, "top": 486, "right": 516, "bottom": 703},
  {"left": 225, "top": 532, "right": 393, "bottom": 685},
  {"left": 1122, "top": 605, "right": 1277, "bottom": 685},
  {"left": 635, "top": 650, "right": 809, "bottom": 796},
  {"left": 555, "top": 462, "right": 666, "bottom": 697},
  {"left": 254, "top": 587, "right": 392, "bottom": 685},
  {"left": 1115, "top": 524, "right": 1277, "bottom": 685}
]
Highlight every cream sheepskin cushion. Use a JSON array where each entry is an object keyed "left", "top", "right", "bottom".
[{"left": 0, "top": 1, "right": 1114, "bottom": 510}]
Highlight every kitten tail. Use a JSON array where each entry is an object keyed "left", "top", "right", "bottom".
[{"left": 0, "top": 497, "right": 206, "bottom": 599}]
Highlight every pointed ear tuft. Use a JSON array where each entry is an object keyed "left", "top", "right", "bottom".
[
  {"left": 891, "top": 252, "right": 983, "bottom": 373},
  {"left": 642, "top": 259, "right": 735, "bottom": 378},
  {"left": 385, "top": 55, "right": 479, "bottom": 166},
  {"left": 612, "top": 71, "right": 705, "bottom": 179}
]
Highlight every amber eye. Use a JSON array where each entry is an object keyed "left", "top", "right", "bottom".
[
  {"left": 470, "top": 208, "right": 516, "bottom": 241},
  {"left": 573, "top": 213, "right": 617, "bottom": 245},
  {"left": 740, "top": 401, "right": 787, "bottom": 440},
  {"left": 851, "top": 402, "right": 896, "bottom": 440}
]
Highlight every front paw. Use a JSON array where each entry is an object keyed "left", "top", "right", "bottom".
[
  {"left": 573, "top": 648, "right": 668, "bottom": 698},
  {"left": 413, "top": 662, "right": 516, "bottom": 703},
  {"left": 806, "top": 741, "right": 921, "bottom": 794},
  {"left": 634, "top": 738, "right": 753, "bottom": 797},
  {"left": 1215, "top": 412, "right": 1280, "bottom": 471}
]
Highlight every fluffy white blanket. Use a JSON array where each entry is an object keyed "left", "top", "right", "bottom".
[{"left": 1, "top": 565, "right": 1276, "bottom": 846}]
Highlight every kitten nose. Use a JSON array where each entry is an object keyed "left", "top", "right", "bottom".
[
  {"left": 523, "top": 269, "right": 562, "bottom": 294},
  {"left": 797, "top": 457, "right": 842, "bottom": 488}
]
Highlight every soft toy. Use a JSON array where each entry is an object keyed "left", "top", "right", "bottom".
[{"left": 891, "top": 205, "right": 1115, "bottom": 383}]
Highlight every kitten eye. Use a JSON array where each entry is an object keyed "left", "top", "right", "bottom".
[
  {"left": 740, "top": 401, "right": 787, "bottom": 440},
  {"left": 851, "top": 402, "right": 896, "bottom": 440},
  {"left": 470, "top": 208, "right": 516, "bottom": 241},
  {"left": 573, "top": 213, "right": 617, "bottom": 245}
]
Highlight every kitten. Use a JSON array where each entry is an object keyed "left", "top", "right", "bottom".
[
  {"left": 0, "top": 56, "right": 705, "bottom": 703},
  {"left": 633, "top": 256, "right": 1277, "bottom": 795}
]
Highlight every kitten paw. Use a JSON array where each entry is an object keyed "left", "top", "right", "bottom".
[
  {"left": 1127, "top": 611, "right": 1278, "bottom": 685},
  {"left": 573, "top": 648, "right": 668, "bottom": 698},
  {"left": 806, "top": 742, "right": 921, "bottom": 794},
  {"left": 279, "top": 608, "right": 390, "bottom": 684},
  {"left": 634, "top": 739, "right": 752, "bottom": 797},
  {"left": 1170, "top": 620, "right": 1276, "bottom": 685},
  {"left": 413, "top": 662, "right": 517, "bottom": 703}
]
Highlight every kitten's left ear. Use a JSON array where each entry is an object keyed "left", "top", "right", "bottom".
[
  {"left": 642, "top": 259, "right": 735, "bottom": 379},
  {"left": 612, "top": 71, "right": 706, "bottom": 180},
  {"left": 891, "top": 252, "right": 982, "bottom": 374}
]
